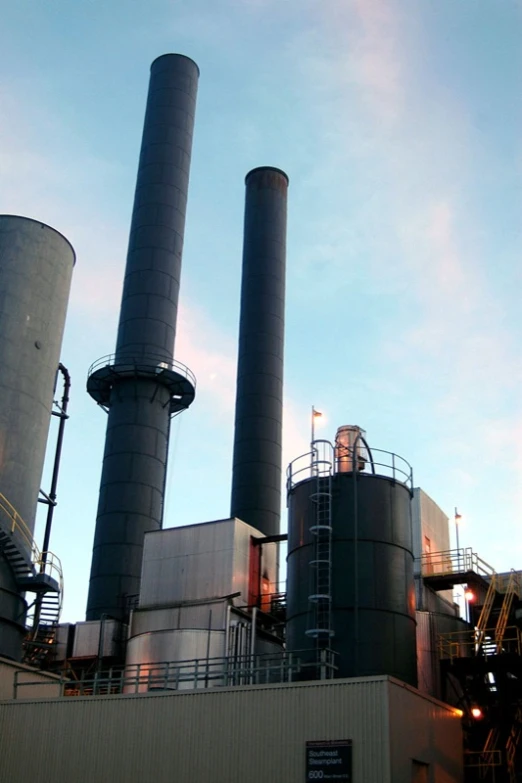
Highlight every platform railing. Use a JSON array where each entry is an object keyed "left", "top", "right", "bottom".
[
  {"left": 420, "top": 547, "right": 495, "bottom": 580},
  {"left": 13, "top": 649, "right": 338, "bottom": 699},
  {"left": 438, "top": 626, "right": 522, "bottom": 661},
  {"left": 464, "top": 749, "right": 502, "bottom": 776},
  {"left": 287, "top": 440, "right": 413, "bottom": 493},
  {"left": 87, "top": 352, "right": 197, "bottom": 389}
]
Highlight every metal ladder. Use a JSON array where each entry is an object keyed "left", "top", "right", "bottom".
[{"left": 306, "top": 447, "right": 334, "bottom": 649}]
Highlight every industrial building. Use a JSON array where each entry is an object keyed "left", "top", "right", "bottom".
[{"left": 0, "top": 53, "right": 520, "bottom": 783}]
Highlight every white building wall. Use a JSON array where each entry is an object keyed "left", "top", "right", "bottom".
[{"left": 0, "top": 657, "right": 61, "bottom": 700}]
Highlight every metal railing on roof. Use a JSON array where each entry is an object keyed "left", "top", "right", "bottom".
[
  {"left": 287, "top": 439, "right": 413, "bottom": 493},
  {"left": 420, "top": 547, "right": 495, "bottom": 580},
  {"left": 13, "top": 649, "right": 338, "bottom": 699}
]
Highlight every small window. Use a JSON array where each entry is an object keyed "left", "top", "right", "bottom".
[
  {"left": 424, "top": 536, "right": 431, "bottom": 554},
  {"left": 412, "top": 759, "right": 429, "bottom": 783}
]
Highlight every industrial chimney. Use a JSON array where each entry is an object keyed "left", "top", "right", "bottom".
[
  {"left": 230, "top": 167, "right": 289, "bottom": 538},
  {"left": 86, "top": 54, "right": 199, "bottom": 621},
  {"left": 0, "top": 216, "right": 75, "bottom": 659}
]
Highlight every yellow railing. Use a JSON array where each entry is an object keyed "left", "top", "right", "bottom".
[
  {"left": 438, "top": 626, "right": 522, "bottom": 661},
  {"left": 506, "top": 706, "right": 522, "bottom": 777},
  {"left": 496, "top": 571, "right": 521, "bottom": 652},
  {"left": 464, "top": 749, "right": 502, "bottom": 773},
  {"left": 476, "top": 575, "right": 498, "bottom": 648},
  {"left": 0, "top": 491, "right": 40, "bottom": 562},
  {"left": 0, "top": 491, "right": 63, "bottom": 620},
  {"left": 420, "top": 547, "right": 495, "bottom": 580}
]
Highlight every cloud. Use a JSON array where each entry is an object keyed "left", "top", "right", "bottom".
[{"left": 176, "top": 301, "right": 237, "bottom": 414}]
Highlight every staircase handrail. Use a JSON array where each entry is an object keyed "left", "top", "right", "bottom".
[
  {"left": 495, "top": 569, "right": 520, "bottom": 653},
  {"left": 0, "top": 491, "right": 40, "bottom": 563},
  {"left": 0, "top": 491, "right": 63, "bottom": 605}
]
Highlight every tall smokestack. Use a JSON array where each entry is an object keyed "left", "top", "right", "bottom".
[
  {"left": 86, "top": 54, "right": 199, "bottom": 621},
  {"left": 230, "top": 167, "right": 289, "bottom": 538}
]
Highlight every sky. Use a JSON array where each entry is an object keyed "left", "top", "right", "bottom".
[{"left": 1, "top": 0, "right": 522, "bottom": 622}]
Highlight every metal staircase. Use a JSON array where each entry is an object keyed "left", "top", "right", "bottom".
[
  {"left": 506, "top": 706, "right": 522, "bottom": 783},
  {"left": 475, "top": 575, "right": 498, "bottom": 650},
  {"left": 306, "top": 444, "right": 334, "bottom": 648},
  {"left": 0, "top": 491, "right": 63, "bottom": 665},
  {"left": 496, "top": 571, "right": 521, "bottom": 654},
  {"left": 479, "top": 729, "right": 501, "bottom": 781}
]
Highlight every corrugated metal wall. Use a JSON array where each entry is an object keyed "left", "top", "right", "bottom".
[
  {"left": 0, "top": 678, "right": 390, "bottom": 782},
  {"left": 389, "top": 679, "right": 463, "bottom": 782},
  {"left": 416, "top": 610, "right": 468, "bottom": 701},
  {"left": 0, "top": 676, "right": 461, "bottom": 783}
]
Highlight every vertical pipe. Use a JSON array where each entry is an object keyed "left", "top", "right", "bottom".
[
  {"left": 230, "top": 167, "right": 289, "bottom": 538},
  {"left": 86, "top": 54, "right": 199, "bottom": 621},
  {"left": 41, "top": 363, "right": 71, "bottom": 561}
]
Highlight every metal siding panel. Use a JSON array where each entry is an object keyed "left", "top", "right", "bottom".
[
  {"left": 0, "top": 678, "right": 391, "bottom": 783},
  {"left": 388, "top": 679, "right": 463, "bottom": 782},
  {"left": 72, "top": 620, "right": 123, "bottom": 658},
  {"left": 140, "top": 519, "right": 265, "bottom": 609},
  {"left": 125, "top": 629, "right": 226, "bottom": 671},
  {"left": 140, "top": 521, "right": 237, "bottom": 606},
  {"left": 415, "top": 488, "right": 453, "bottom": 605},
  {"left": 129, "top": 602, "right": 227, "bottom": 637},
  {"left": 130, "top": 606, "right": 181, "bottom": 635},
  {"left": 416, "top": 611, "right": 435, "bottom": 695}
]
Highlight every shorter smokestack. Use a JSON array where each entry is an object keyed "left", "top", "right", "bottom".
[{"left": 230, "top": 167, "right": 289, "bottom": 538}]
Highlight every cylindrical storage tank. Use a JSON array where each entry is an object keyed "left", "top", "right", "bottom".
[
  {"left": 286, "top": 469, "right": 417, "bottom": 685},
  {"left": 0, "top": 216, "right": 75, "bottom": 658}
]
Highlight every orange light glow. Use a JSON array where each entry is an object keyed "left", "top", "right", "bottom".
[
  {"left": 454, "top": 709, "right": 464, "bottom": 717},
  {"left": 471, "top": 707, "right": 483, "bottom": 719},
  {"left": 464, "top": 590, "right": 475, "bottom": 602}
]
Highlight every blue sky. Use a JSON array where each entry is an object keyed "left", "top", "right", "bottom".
[{"left": 1, "top": 0, "right": 522, "bottom": 621}]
